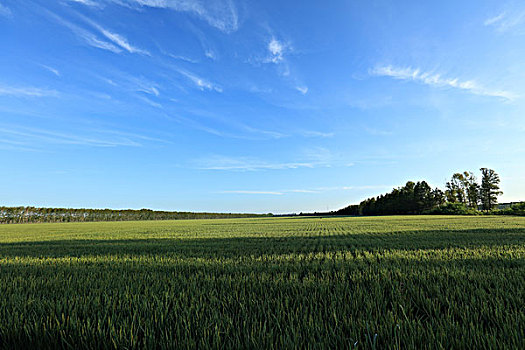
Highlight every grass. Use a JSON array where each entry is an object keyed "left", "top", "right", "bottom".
[{"left": 0, "top": 215, "right": 524, "bottom": 349}]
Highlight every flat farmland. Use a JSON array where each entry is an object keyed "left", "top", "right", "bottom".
[{"left": 0, "top": 216, "right": 524, "bottom": 349}]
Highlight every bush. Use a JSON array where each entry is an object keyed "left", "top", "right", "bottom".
[
  {"left": 425, "top": 203, "right": 479, "bottom": 215},
  {"left": 510, "top": 202, "right": 525, "bottom": 215},
  {"left": 491, "top": 202, "right": 525, "bottom": 216}
]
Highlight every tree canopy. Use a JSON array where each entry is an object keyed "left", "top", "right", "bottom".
[{"left": 335, "top": 168, "right": 506, "bottom": 216}]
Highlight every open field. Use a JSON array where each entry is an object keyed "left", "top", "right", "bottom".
[{"left": 0, "top": 216, "right": 524, "bottom": 349}]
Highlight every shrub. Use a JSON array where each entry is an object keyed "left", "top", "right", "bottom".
[
  {"left": 425, "top": 203, "right": 478, "bottom": 215},
  {"left": 510, "top": 202, "right": 525, "bottom": 216}
]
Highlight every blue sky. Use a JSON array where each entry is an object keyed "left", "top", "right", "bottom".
[{"left": 1, "top": 0, "right": 524, "bottom": 213}]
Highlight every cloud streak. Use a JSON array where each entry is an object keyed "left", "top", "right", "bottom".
[
  {"left": 371, "top": 65, "right": 516, "bottom": 100},
  {"left": 484, "top": 11, "right": 525, "bottom": 32},
  {"left": 0, "top": 125, "right": 171, "bottom": 148},
  {"left": 165, "top": 52, "right": 198, "bottom": 63},
  {"left": 40, "top": 64, "right": 60, "bottom": 77},
  {"left": 219, "top": 190, "right": 284, "bottom": 195},
  {"left": 295, "top": 86, "right": 308, "bottom": 95},
  {"left": 197, "top": 147, "right": 356, "bottom": 172},
  {"left": 79, "top": 14, "right": 150, "bottom": 55},
  {"left": 178, "top": 70, "right": 222, "bottom": 92},
  {"left": 137, "top": 95, "right": 162, "bottom": 108},
  {"left": 99, "top": 27, "right": 148, "bottom": 55},
  {"left": 47, "top": 10, "right": 147, "bottom": 55},
  {"left": 242, "top": 126, "right": 287, "bottom": 139},
  {"left": 0, "top": 85, "right": 58, "bottom": 97},
  {"left": 46, "top": 10, "right": 122, "bottom": 53},
  {"left": 298, "top": 130, "right": 334, "bottom": 138},
  {"left": 0, "top": 3, "right": 11, "bottom": 17},
  {"left": 219, "top": 185, "right": 393, "bottom": 196},
  {"left": 105, "top": 0, "right": 239, "bottom": 33},
  {"left": 68, "top": 0, "right": 100, "bottom": 6},
  {"left": 196, "top": 156, "right": 315, "bottom": 171}
]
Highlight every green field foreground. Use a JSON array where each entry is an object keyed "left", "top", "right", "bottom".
[{"left": 0, "top": 216, "right": 524, "bottom": 349}]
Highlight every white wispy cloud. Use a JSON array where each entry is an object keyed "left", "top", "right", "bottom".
[
  {"left": 113, "top": 72, "right": 160, "bottom": 96},
  {"left": 68, "top": 0, "right": 100, "bottom": 6},
  {"left": 204, "top": 50, "right": 216, "bottom": 60},
  {"left": 260, "top": 36, "right": 303, "bottom": 82},
  {"left": 0, "top": 126, "right": 143, "bottom": 148},
  {"left": 198, "top": 147, "right": 355, "bottom": 172},
  {"left": 196, "top": 156, "right": 315, "bottom": 171},
  {"left": 219, "top": 185, "right": 393, "bottom": 196},
  {"left": 164, "top": 52, "right": 198, "bottom": 63},
  {"left": 141, "top": 86, "right": 159, "bottom": 96},
  {"left": 169, "top": 109, "right": 291, "bottom": 140},
  {"left": 340, "top": 185, "right": 392, "bottom": 191},
  {"left": 264, "top": 37, "right": 292, "bottom": 69},
  {"left": 220, "top": 189, "right": 320, "bottom": 195},
  {"left": 79, "top": 15, "right": 150, "bottom": 55},
  {"left": 288, "top": 189, "right": 319, "bottom": 193},
  {"left": 313, "top": 185, "right": 392, "bottom": 192},
  {"left": 178, "top": 70, "right": 222, "bottom": 92},
  {"left": 46, "top": 10, "right": 122, "bottom": 53},
  {"left": 40, "top": 64, "right": 60, "bottom": 77},
  {"left": 248, "top": 85, "right": 273, "bottom": 94},
  {"left": 0, "top": 2, "right": 11, "bottom": 17},
  {"left": 104, "top": 78, "right": 118, "bottom": 86},
  {"left": 298, "top": 130, "right": 334, "bottom": 138},
  {"left": 131, "top": 78, "right": 159, "bottom": 96},
  {"left": 137, "top": 95, "right": 162, "bottom": 108},
  {"left": 91, "top": 128, "right": 172, "bottom": 144},
  {"left": 0, "top": 124, "right": 171, "bottom": 149},
  {"left": 370, "top": 65, "right": 516, "bottom": 100},
  {"left": 99, "top": 28, "right": 149, "bottom": 55},
  {"left": 165, "top": 113, "right": 248, "bottom": 139},
  {"left": 242, "top": 126, "right": 287, "bottom": 139},
  {"left": 295, "top": 86, "right": 308, "bottom": 95},
  {"left": 107, "top": 0, "right": 239, "bottom": 33},
  {"left": 484, "top": 10, "right": 525, "bottom": 32},
  {"left": 268, "top": 38, "right": 285, "bottom": 63},
  {"left": 219, "top": 190, "right": 284, "bottom": 195},
  {"left": 47, "top": 10, "right": 147, "bottom": 55},
  {"left": 0, "top": 85, "right": 58, "bottom": 97},
  {"left": 484, "top": 12, "right": 506, "bottom": 26},
  {"left": 363, "top": 127, "right": 393, "bottom": 136},
  {"left": 301, "top": 146, "right": 337, "bottom": 165}
]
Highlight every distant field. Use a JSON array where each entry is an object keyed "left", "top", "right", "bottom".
[{"left": 0, "top": 216, "right": 524, "bottom": 348}]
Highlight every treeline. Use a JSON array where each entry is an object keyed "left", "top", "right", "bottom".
[
  {"left": 334, "top": 168, "right": 523, "bottom": 216},
  {"left": 0, "top": 207, "right": 270, "bottom": 224},
  {"left": 336, "top": 181, "right": 444, "bottom": 216}
]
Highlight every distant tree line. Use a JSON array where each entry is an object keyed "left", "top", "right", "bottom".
[
  {"left": 356, "top": 181, "right": 444, "bottom": 215},
  {"left": 331, "top": 168, "right": 521, "bottom": 216},
  {"left": 0, "top": 207, "right": 270, "bottom": 224}
]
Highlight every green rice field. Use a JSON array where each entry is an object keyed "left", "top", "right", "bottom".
[{"left": 0, "top": 216, "right": 524, "bottom": 349}]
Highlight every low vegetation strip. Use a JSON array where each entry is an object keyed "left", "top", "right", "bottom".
[
  {"left": 0, "top": 216, "right": 524, "bottom": 348},
  {"left": 0, "top": 206, "right": 270, "bottom": 224}
]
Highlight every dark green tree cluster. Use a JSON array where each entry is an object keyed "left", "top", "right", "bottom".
[
  {"left": 333, "top": 204, "right": 359, "bottom": 216},
  {"left": 444, "top": 168, "right": 502, "bottom": 211},
  {"left": 0, "top": 207, "right": 269, "bottom": 224},
  {"left": 358, "top": 181, "right": 444, "bottom": 215},
  {"left": 338, "top": 168, "right": 505, "bottom": 216}
]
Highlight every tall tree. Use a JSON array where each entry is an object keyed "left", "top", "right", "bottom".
[
  {"left": 479, "top": 168, "right": 503, "bottom": 211},
  {"left": 414, "top": 181, "right": 433, "bottom": 213},
  {"left": 445, "top": 173, "right": 467, "bottom": 204}
]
